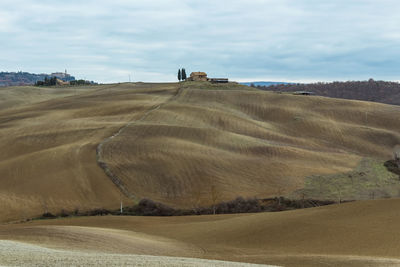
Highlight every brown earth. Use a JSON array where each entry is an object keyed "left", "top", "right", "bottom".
[
  {"left": 1, "top": 82, "right": 400, "bottom": 266},
  {"left": 0, "top": 83, "right": 178, "bottom": 222},
  {"left": 1, "top": 198, "right": 400, "bottom": 266},
  {"left": 101, "top": 82, "right": 400, "bottom": 207},
  {"left": 0, "top": 82, "right": 400, "bottom": 221}
]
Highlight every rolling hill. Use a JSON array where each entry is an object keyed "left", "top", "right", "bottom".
[
  {"left": 1, "top": 81, "right": 400, "bottom": 266},
  {"left": 100, "top": 82, "right": 400, "bottom": 207},
  {"left": 0, "top": 83, "right": 178, "bottom": 221},
  {"left": 0, "top": 82, "right": 399, "bottom": 222},
  {"left": 2, "top": 198, "right": 400, "bottom": 266}
]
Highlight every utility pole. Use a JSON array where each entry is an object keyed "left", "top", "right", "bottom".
[{"left": 120, "top": 193, "right": 123, "bottom": 214}]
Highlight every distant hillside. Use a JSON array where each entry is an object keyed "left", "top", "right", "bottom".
[
  {"left": 241, "top": 81, "right": 293, "bottom": 87},
  {"left": 262, "top": 79, "right": 400, "bottom": 106},
  {"left": 0, "top": 71, "right": 75, "bottom": 87}
]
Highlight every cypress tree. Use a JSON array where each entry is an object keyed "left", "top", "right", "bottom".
[
  {"left": 178, "top": 69, "right": 182, "bottom": 81},
  {"left": 182, "top": 68, "right": 187, "bottom": 81}
]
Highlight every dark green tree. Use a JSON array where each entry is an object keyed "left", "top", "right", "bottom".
[
  {"left": 182, "top": 68, "right": 187, "bottom": 80},
  {"left": 178, "top": 69, "right": 182, "bottom": 81},
  {"left": 50, "top": 77, "right": 57, "bottom": 86}
]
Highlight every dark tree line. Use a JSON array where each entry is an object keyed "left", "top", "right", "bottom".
[
  {"left": 177, "top": 68, "right": 187, "bottom": 81},
  {"left": 35, "top": 77, "right": 94, "bottom": 86},
  {"left": 37, "top": 196, "right": 336, "bottom": 219},
  {"left": 70, "top": 79, "right": 92, "bottom": 86},
  {"left": 35, "top": 77, "right": 57, "bottom": 86},
  {"left": 256, "top": 79, "right": 400, "bottom": 106}
]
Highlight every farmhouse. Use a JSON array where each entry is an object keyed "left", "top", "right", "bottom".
[
  {"left": 188, "top": 72, "right": 208, "bottom": 81},
  {"left": 187, "top": 72, "right": 229, "bottom": 83}
]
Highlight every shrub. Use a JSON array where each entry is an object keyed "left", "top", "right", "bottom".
[
  {"left": 59, "top": 209, "right": 69, "bottom": 217},
  {"left": 41, "top": 212, "right": 56, "bottom": 219},
  {"left": 215, "top": 197, "right": 263, "bottom": 214},
  {"left": 86, "top": 208, "right": 111, "bottom": 216},
  {"left": 132, "top": 199, "right": 176, "bottom": 216}
]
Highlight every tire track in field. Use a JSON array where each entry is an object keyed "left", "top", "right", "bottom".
[{"left": 96, "top": 85, "right": 183, "bottom": 200}]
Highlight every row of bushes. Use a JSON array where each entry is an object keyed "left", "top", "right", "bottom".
[{"left": 37, "top": 197, "right": 336, "bottom": 219}]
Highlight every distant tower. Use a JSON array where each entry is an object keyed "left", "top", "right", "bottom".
[{"left": 65, "top": 69, "right": 67, "bottom": 75}]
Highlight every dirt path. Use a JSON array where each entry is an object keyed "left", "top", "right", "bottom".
[{"left": 96, "top": 85, "right": 183, "bottom": 200}]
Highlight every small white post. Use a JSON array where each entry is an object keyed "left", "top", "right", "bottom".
[{"left": 120, "top": 193, "right": 123, "bottom": 214}]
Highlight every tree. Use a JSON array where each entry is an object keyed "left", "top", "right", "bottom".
[
  {"left": 182, "top": 68, "right": 187, "bottom": 81},
  {"left": 35, "top": 80, "right": 44, "bottom": 86},
  {"left": 50, "top": 77, "right": 57, "bottom": 86},
  {"left": 178, "top": 69, "right": 181, "bottom": 81}
]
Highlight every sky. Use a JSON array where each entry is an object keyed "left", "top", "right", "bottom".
[{"left": 1, "top": 0, "right": 400, "bottom": 83}]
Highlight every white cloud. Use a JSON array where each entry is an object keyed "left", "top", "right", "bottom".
[{"left": 1, "top": 0, "right": 400, "bottom": 82}]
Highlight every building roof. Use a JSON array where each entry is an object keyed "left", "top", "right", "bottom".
[{"left": 190, "top": 72, "right": 207, "bottom": 76}]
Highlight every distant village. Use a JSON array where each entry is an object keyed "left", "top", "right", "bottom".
[{"left": 0, "top": 71, "right": 95, "bottom": 87}]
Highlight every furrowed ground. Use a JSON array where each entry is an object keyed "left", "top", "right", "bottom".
[
  {"left": 0, "top": 83, "right": 178, "bottom": 221},
  {"left": 1, "top": 82, "right": 400, "bottom": 266},
  {"left": 2, "top": 198, "right": 400, "bottom": 266},
  {"left": 0, "top": 82, "right": 400, "bottom": 221},
  {"left": 101, "top": 82, "right": 400, "bottom": 207}
]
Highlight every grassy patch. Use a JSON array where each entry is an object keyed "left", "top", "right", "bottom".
[{"left": 291, "top": 158, "right": 400, "bottom": 201}]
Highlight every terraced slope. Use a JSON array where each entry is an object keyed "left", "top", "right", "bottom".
[
  {"left": 0, "top": 83, "right": 178, "bottom": 222},
  {"left": 101, "top": 83, "right": 400, "bottom": 207},
  {"left": 2, "top": 198, "right": 400, "bottom": 266}
]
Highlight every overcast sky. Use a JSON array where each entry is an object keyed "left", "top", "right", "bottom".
[{"left": 1, "top": 0, "right": 400, "bottom": 83}]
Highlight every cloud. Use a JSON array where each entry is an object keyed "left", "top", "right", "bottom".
[{"left": 1, "top": 0, "right": 400, "bottom": 82}]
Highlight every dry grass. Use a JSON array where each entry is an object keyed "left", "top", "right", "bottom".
[
  {"left": 1, "top": 82, "right": 400, "bottom": 266},
  {"left": 0, "top": 85, "right": 100, "bottom": 110},
  {"left": 101, "top": 86, "right": 400, "bottom": 207},
  {"left": 0, "top": 83, "right": 178, "bottom": 221},
  {"left": 2, "top": 198, "right": 400, "bottom": 266},
  {"left": 0, "top": 82, "right": 399, "bottom": 221},
  {"left": 0, "top": 240, "right": 270, "bottom": 267}
]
